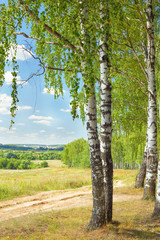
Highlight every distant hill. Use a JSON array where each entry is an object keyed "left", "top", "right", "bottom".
[{"left": 0, "top": 144, "right": 64, "bottom": 151}]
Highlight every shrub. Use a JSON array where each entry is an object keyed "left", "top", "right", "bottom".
[
  {"left": 0, "top": 158, "right": 49, "bottom": 170},
  {"left": 40, "top": 160, "right": 49, "bottom": 168},
  {"left": 61, "top": 138, "right": 90, "bottom": 168}
]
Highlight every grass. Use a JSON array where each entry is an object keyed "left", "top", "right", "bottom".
[
  {"left": 0, "top": 160, "right": 91, "bottom": 201},
  {"left": 0, "top": 160, "right": 138, "bottom": 201},
  {"left": 1, "top": 162, "right": 159, "bottom": 239},
  {"left": 0, "top": 198, "right": 160, "bottom": 239}
]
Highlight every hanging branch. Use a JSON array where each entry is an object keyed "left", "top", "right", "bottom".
[
  {"left": 112, "top": 65, "right": 148, "bottom": 95},
  {"left": 23, "top": 47, "right": 81, "bottom": 73},
  {"left": 18, "top": 0, "right": 77, "bottom": 51},
  {"left": 10, "top": 31, "right": 73, "bottom": 49},
  {"left": 113, "top": 100, "right": 146, "bottom": 110}
]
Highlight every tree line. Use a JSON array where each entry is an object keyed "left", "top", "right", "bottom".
[
  {"left": 62, "top": 137, "right": 146, "bottom": 170},
  {"left": 0, "top": 0, "right": 160, "bottom": 230},
  {"left": 0, "top": 158, "right": 48, "bottom": 170},
  {"left": 0, "top": 150, "right": 62, "bottom": 161},
  {"left": 0, "top": 144, "right": 64, "bottom": 151}
]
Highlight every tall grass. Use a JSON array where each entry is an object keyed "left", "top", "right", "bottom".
[
  {"left": 0, "top": 160, "right": 91, "bottom": 200},
  {"left": 1, "top": 192, "right": 160, "bottom": 239},
  {"left": 1, "top": 164, "right": 157, "bottom": 240},
  {"left": 0, "top": 160, "right": 138, "bottom": 201}
]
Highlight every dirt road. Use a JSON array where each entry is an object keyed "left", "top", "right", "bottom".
[{"left": 0, "top": 182, "right": 140, "bottom": 222}]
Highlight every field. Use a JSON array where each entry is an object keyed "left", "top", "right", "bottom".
[{"left": 0, "top": 160, "right": 160, "bottom": 240}]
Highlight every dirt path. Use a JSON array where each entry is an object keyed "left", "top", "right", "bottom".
[{"left": 0, "top": 182, "right": 141, "bottom": 222}]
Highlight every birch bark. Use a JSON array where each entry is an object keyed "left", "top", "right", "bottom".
[
  {"left": 135, "top": 136, "right": 147, "bottom": 188},
  {"left": 80, "top": 0, "right": 105, "bottom": 229},
  {"left": 86, "top": 88, "right": 105, "bottom": 229},
  {"left": 143, "top": 0, "right": 158, "bottom": 200},
  {"left": 99, "top": 2, "right": 113, "bottom": 223},
  {"left": 152, "top": 105, "right": 160, "bottom": 216}
]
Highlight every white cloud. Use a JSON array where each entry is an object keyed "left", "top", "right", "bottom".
[
  {"left": 0, "top": 127, "right": 8, "bottom": 132},
  {"left": 0, "top": 107, "right": 10, "bottom": 115},
  {"left": 8, "top": 44, "right": 32, "bottom": 61},
  {"left": 0, "top": 127, "right": 15, "bottom": 134},
  {"left": 29, "top": 115, "right": 53, "bottom": 126},
  {"left": 57, "top": 127, "right": 64, "bottom": 130},
  {"left": 29, "top": 115, "right": 53, "bottom": 120},
  {"left": 0, "top": 93, "right": 12, "bottom": 107},
  {"left": 0, "top": 120, "right": 3, "bottom": 123},
  {"left": 0, "top": 94, "right": 32, "bottom": 115},
  {"left": 18, "top": 105, "right": 32, "bottom": 111},
  {"left": 67, "top": 131, "right": 75, "bottom": 135},
  {"left": 0, "top": 93, "right": 11, "bottom": 115},
  {"left": 43, "top": 88, "right": 66, "bottom": 95},
  {"left": 49, "top": 134, "right": 56, "bottom": 139},
  {"left": 16, "top": 123, "right": 25, "bottom": 126},
  {"left": 4, "top": 71, "right": 27, "bottom": 85},
  {"left": 60, "top": 109, "right": 71, "bottom": 113},
  {"left": 40, "top": 130, "right": 46, "bottom": 133},
  {"left": 24, "top": 133, "right": 38, "bottom": 138},
  {"left": 33, "top": 120, "right": 52, "bottom": 126}
]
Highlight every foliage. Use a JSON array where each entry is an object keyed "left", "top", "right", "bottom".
[
  {"left": 112, "top": 133, "right": 145, "bottom": 169},
  {"left": 0, "top": 144, "right": 64, "bottom": 151},
  {"left": 0, "top": 150, "right": 62, "bottom": 161},
  {"left": 40, "top": 160, "right": 49, "bottom": 168},
  {"left": 61, "top": 138, "right": 90, "bottom": 168},
  {"left": 62, "top": 136, "right": 145, "bottom": 169},
  {"left": 0, "top": 158, "right": 48, "bottom": 170}
]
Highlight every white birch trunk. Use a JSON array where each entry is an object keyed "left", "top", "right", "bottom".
[
  {"left": 153, "top": 105, "right": 160, "bottom": 216},
  {"left": 99, "top": 2, "right": 113, "bottom": 223},
  {"left": 135, "top": 136, "right": 147, "bottom": 188},
  {"left": 143, "top": 0, "right": 158, "bottom": 200},
  {"left": 85, "top": 88, "right": 105, "bottom": 229},
  {"left": 80, "top": 0, "right": 105, "bottom": 229}
]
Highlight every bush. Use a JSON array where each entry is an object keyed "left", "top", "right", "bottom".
[
  {"left": 40, "top": 160, "right": 48, "bottom": 168},
  {"left": 61, "top": 138, "right": 90, "bottom": 168},
  {"left": 0, "top": 158, "right": 49, "bottom": 170},
  {"left": 3, "top": 152, "right": 18, "bottom": 159},
  {"left": 18, "top": 160, "right": 31, "bottom": 169}
]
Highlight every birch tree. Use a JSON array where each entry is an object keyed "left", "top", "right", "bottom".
[
  {"left": 111, "top": 0, "right": 158, "bottom": 199},
  {"left": 99, "top": 2, "right": 113, "bottom": 222},
  {"left": 0, "top": 0, "right": 113, "bottom": 229},
  {"left": 142, "top": 0, "right": 158, "bottom": 200}
]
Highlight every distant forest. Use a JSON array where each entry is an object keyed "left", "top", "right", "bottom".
[{"left": 0, "top": 144, "right": 64, "bottom": 151}]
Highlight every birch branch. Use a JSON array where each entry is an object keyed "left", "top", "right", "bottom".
[
  {"left": 18, "top": 0, "right": 77, "bottom": 51},
  {"left": 11, "top": 31, "right": 72, "bottom": 49},
  {"left": 112, "top": 65, "right": 148, "bottom": 94},
  {"left": 24, "top": 47, "right": 81, "bottom": 73}
]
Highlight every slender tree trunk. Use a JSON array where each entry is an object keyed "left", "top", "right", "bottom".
[
  {"left": 143, "top": 0, "right": 157, "bottom": 200},
  {"left": 135, "top": 137, "right": 147, "bottom": 188},
  {"left": 86, "top": 88, "right": 105, "bottom": 229},
  {"left": 80, "top": 1, "right": 105, "bottom": 230},
  {"left": 99, "top": 2, "right": 113, "bottom": 223},
  {"left": 152, "top": 104, "right": 160, "bottom": 216},
  {"left": 153, "top": 149, "right": 160, "bottom": 216},
  {"left": 135, "top": 31, "right": 148, "bottom": 189}
]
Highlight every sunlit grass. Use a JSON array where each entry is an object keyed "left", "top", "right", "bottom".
[
  {"left": 0, "top": 161, "right": 140, "bottom": 201},
  {"left": 0, "top": 160, "right": 91, "bottom": 201},
  {"left": 0, "top": 161, "right": 141, "bottom": 201},
  {"left": 0, "top": 199, "right": 159, "bottom": 239},
  {"left": 0, "top": 163, "right": 159, "bottom": 239}
]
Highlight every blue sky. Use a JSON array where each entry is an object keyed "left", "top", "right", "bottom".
[{"left": 0, "top": 27, "right": 87, "bottom": 145}]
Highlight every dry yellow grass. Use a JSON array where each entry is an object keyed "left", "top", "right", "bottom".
[
  {"left": 0, "top": 164, "right": 160, "bottom": 239},
  {"left": 0, "top": 160, "right": 91, "bottom": 200},
  {"left": 0, "top": 198, "right": 160, "bottom": 240}
]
